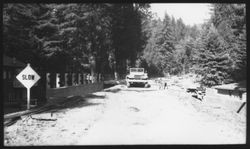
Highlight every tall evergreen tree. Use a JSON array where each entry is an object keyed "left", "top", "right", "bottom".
[
  {"left": 3, "top": 4, "right": 57, "bottom": 71},
  {"left": 196, "top": 24, "right": 233, "bottom": 86},
  {"left": 211, "top": 4, "right": 246, "bottom": 81}
]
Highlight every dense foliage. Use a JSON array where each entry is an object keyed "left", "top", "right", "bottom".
[
  {"left": 142, "top": 4, "right": 246, "bottom": 86},
  {"left": 142, "top": 13, "right": 200, "bottom": 77},
  {"left": 3, "top": 3, "right": 150, "bottom": 76},
  {"left": 195, "top": 4, "right": 246, "bottom": 86},
  {"left": 211, "top": 4, "right": 246, "bottom": 83},
  {"left": 3, "top": 3, "right": 246, "bottom": 86}
]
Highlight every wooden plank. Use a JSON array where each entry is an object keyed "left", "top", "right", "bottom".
[
  {"left": 4, "top": 95, "right": 84, "bottom": 126},
  {"left": 4, "top": 110, "right": 31, "bottom": 120},
  {"left": 4, "top": 104, "right": 53, "bottom": 120},
  {"left": 237, "top": 102, "right": 246, "bottom": 113},
  {"left": 30, "top": 115, "right": 57, "bottom": 121},
  {"left": 4, "top": 96, "right": 77, "bottom": 121}
]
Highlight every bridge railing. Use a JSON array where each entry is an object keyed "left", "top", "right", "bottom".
[{"left": 46, "top": 73, "right": 103, "bottom": 89}]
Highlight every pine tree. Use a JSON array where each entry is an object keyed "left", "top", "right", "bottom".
[
  {"left": 211, "top": 4, "right": 246, "bottom": 81},
  {"left": 3, "top": 4, "right": 57, "bottom": 71},
  {"left": 110, "top": 4, "right": 150, "bottom": 75},
  {"left": 197, "top": 24, "right": 233, "bottom": 86}
]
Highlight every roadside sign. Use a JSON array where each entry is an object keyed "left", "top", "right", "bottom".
[
  {"left": 16, "top": 63, "right": 40, "bottom": 89},
  {"left": 16, "top": 63, "right": 40, "bottom": 110}
]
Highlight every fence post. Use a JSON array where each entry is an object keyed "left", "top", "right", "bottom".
[
  {"left": 98, "top": 74, "right": 101, "bottom": 82},
  {"left": 91, "top": 74, "right": 94, "bottom": 83},
  {"left": 72, "top": 73, "right": 75, "bottom": 86},
  {"left": 68, "top": 73, "right": 72, "bottom": 86},
  {"left": 89, "top": 74, "right": 92, "bottom": 83},
  {"left": 78, "top": 73, "right": 81, "bottom": 85},
  {"left": 56, "top": 73, "right": 60, "bottom": 88},
  {"left": 60, "top": 73, "right": 64, "bottom": 87},
  {"left": 65, "top": 73, "right": 68, "bottom": 87},
  {"left": 52, "top": 73, "right": 57, "bottom": 88},
  {"left": 86, "top": 74, "right": 90, "bottom": 84},
  {"left": 75, "top": 73, "right": 78, "bottom": 85},
  {"left": 81, "top": 73, "right": 84, "bottom": 84},
  {"left": 93, "top": 74, "right": 96, "bottom": 83},
  {"left": 83, "top": 73, "right": 86, "bottom": 84},
  {"left": 46, "top": 73, "right": 50, "bottom": 89},
  {"left": 86, "top": 73, "right": 89, "bottom": 84},
  {"left": 95, "top": 74, "right": 97, "bottom": 83},
  {"left": 73, "top": 73, "right": 78, "bottom": 85}
]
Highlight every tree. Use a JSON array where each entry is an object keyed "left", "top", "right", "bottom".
[
  {"left": 195, "top": 24, "right": 233, "bottom": 86},
  {"left": 142, "top": 12, "right": 179, "bottom": 76},
  {"left": 175, "top": 18, "right": 186, "bottom": 42},
  {"left": 110, "top": 3, "right": 150, "bottom": 78},
  {"left": 211, "top": 4, "right": 246, "bottom": 81},
  {"left": 3, "top": 4, "right": 58, "bottom": 71},
  {"left": 3, "top": 3, "right": 156, "bottom": 80}
]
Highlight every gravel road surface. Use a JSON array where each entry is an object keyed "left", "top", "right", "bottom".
[{"left": 4, "top": 79, "right": 246, "bottom": 145}]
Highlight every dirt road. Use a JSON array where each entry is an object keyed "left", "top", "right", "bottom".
[{"left": 4, "top": 80, "right": 246, "bottom": 145}]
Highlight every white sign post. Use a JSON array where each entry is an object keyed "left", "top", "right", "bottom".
[{"left": 16, "top": 63, "right": 41, "bottom": 110}]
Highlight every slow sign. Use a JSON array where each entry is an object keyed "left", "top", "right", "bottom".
[
  {"left": 16, "top": 63, "right": 40, "bottom": 89},
  {"left": 16, "top": 63, "right": 40, "bottom": 110}
]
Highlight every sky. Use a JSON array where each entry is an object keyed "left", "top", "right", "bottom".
[{"left": 150, "top": 3, "right": 212, "bottom": 26}]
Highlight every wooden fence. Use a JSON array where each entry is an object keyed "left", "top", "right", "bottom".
[
  {"left": 45, "top": 73, "right": 104, "bottom": 100},
  {"left": 46, "top": 73, "right": 103, "bottom": 89},
  {"left": 4, "top": 72, "right": 104, "bottom": 105}
]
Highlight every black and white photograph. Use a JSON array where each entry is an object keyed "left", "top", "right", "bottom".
[{"left": 3, "top": 2, "right": 247, "bottom": 146}]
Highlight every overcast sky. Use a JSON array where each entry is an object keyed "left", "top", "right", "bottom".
[{"left": 150, "top": 3, "right": 212, "bottom": 26}]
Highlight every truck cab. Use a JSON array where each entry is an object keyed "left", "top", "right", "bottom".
[{"left": 126, "top": 68, "right": 148, "bottom": 87}]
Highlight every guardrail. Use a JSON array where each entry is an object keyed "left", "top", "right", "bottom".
[
  {"left": 46, "top": 73, "right": 103, "bottom": 89},
  {"left": 45, "top": 73, "right": 103, "bottom": 99}
]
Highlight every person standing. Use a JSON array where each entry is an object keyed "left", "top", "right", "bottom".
[{"left": 164, "top": 81, "right": 168, "bottom": 89}]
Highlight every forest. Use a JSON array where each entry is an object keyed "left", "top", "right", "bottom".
[{"left": 3, "top": 3, "right": 246, "bottom": 87}]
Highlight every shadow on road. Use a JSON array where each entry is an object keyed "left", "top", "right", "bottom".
[
  {"left": 103, "top": 85, "right": 157, "bottom": 93},
  {"left": 4, "top": 94, "right": 107, "bottom": 126},
  {"left": 38, "top": 94, "right": 106, "bottom": 114},
  {"left": 104, "top": 88, "right": 121, "bottom": 93}
]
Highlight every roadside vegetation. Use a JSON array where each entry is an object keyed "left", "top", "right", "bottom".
[{"left": 3, "top": 3, "right": 246, "bottom": 87}]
